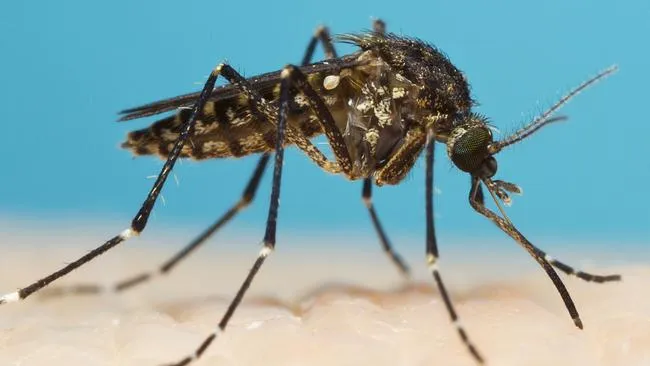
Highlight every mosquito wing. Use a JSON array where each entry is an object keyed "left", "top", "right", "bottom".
[{"left": 120, "top": 54, "right": 362, "bottom": 160}]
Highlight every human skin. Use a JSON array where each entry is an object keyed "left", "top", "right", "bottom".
[{"left": 0, "top": 226, "right": 647, "bottom": 366}]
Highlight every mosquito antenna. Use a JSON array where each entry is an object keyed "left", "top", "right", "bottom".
[{"left": 489, "top": 65, "right": 618, "bottom": 154}]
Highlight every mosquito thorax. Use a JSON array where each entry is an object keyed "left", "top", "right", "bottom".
[{"left": 446, "top": 116, "right": 497, "bottom": 177}]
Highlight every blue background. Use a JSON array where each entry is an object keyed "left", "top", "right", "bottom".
[{"left": 1, "top": 0, "right": 648, "bottom": 251}]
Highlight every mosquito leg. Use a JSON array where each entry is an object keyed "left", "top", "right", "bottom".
[
  {"left": 470, "top": 180, "right": 620, "bottom": 284},
  {"left": 301, "top": 18, "right": 386, "bottom": 66},
  {"left": 294, "top": 18, "right": 387, "bottom": 174},
  {"left": 372, "top": 18, "right": 386, "bottom": 33},
  {"left": 302, "top": 25, "right": 337, "bottom": 66},
  {"left": 374, "top": 124, "right": 427, "bottom": 186},
  {"left": 362, "top": 178, "right": 410, "bottom": 277},
  {"left": 425, "top": 137, "right": 484, "bottom": 363},
  {"left": 306, "top": 21, "right": 409, "bottom": 276},
  {"left": 165, "top": 66, "right": 295, "bottom": 366},
  {"left": 110, "top": 22, "right": 340, "bottom": 296},
  {"left": 122, "top": 153, "right": 270, "bottom": 288},
  {"left": 0, "top": 63, "right": 237, "bottom": 305},
  {"left": 545, "top": 256, "right": 621, "bottom": 283},
  {"left": 39, "top": 153, "right": 271, "bottom": 299},
  {"left": 468, "top": 177, "right": 584, "bottom": 329},
  {"left": 279, "top": 64, "right": 355, "bottom": 176},
  {"left": 41, "top": 22, "right": 355, "bottom": 300},
  {"left": 304, "top": 19, "right": 410, "bottom": 276}
]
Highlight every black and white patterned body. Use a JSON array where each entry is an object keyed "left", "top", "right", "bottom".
[{"left": 121, "top": 33, "right": 472, "bottom": 183}]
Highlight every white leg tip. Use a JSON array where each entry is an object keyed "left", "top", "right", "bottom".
[
  {"left": 0, "top": 291, "right": 20, "bottom": 304},
  {"left": 544, "top": 254, "right": 554, "bottom": 262}
]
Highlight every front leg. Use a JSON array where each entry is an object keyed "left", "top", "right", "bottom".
[
  {"left": 424, "top": 136, "right": 484, "bottom": 363},
  {"left": 468, "top": 176, "right": 584, "bottom": 329},
  {"left": 373, "top": 125, "right": 427, "bottom": 186}
]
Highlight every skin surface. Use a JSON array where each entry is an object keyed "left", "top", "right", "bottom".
[{"left": 0, "top": 225, "right": 647, "bottom": 366}]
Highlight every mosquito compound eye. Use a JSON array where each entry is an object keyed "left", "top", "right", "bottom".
[
  {"left": 479, "top": 156, "right": 498, "bottom": 178},
  {"left": 448, "top": 126, "right": 493, "bottom": 174}
]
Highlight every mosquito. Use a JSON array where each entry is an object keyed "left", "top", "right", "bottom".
[{"left": 1, "top": 20, "right": 621, "bottom": 365}]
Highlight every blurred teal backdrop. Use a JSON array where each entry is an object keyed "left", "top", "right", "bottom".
[{"left": 1, "top": 0, "right": 648, "bottom": 250}]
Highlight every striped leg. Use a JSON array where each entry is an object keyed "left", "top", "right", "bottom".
[
  {"left": 165, "top": 64, "right": 341, "bottom": 365},
  {"left": 356, "top": 18, "right": 411, "bottom": 278},
  {"left": 425, "top": 136, "right": 484, "bottom": 364},
  {"left": 483, "top": 181, "right": 620, "bottom": 283},
  {"left": 469, "top": 177, "right": 584, "bottom": 329},
  {"left": 302, "top": 18, "right": 385, "bottom": 65},
  {"left": 362, "top": 178, "right": 411, "bottom": 277},
  {"left": 302, "top": 25, "right": 337, "bottom": 65},
  {"left": 0, "top": 63, "right": 226, "bottom": 306},
  {"left": 470, "top": 181, "right": 620, "bottom": 283},
  {"left": 39, "top": 154, "right": 270, "bottom": 299},
  {"left": 308, "top": 18, "right": 412, "bottom": 279},
  {"left": 546, "top": 255, "right": 621, "bottom": 283},
  {"left": 37, "top": 23, "right": 347, "bottom": 301}
]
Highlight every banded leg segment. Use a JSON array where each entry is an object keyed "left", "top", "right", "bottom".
[
  {"left": 40, "top": 154, "right": 271, "bottom": 298},
  {"left": 307, "top": 19, "right": 412, "bottom": 278},
  {"left": 282, "top": 64, "right": 355, "bottom": 176},
  {"left": 473, "top": 179, "right": 620, "bottom": 284},
  {"left": 39, "top": 24, "right": 344, "bottom": 300},
  {"left": 257, "top": 19, "right": 389, "bottom": 177},
  {"left": 157, "top": 153, "right": 270, "bottom": 276},
  {"left": 469, "top": 177, "right": 584, "bottom": 329},
  {"left": 362, "top": 178, "right": 410, "bottom": 277},
  {"left": 547, "top": 256, "right": 621, "bottom": 283},
  {"left": 425, "top": 136, "right": 484, "bottom": 364},
  {"left": 166, "top": 64, "right": 348, "bottom": 365},
  {"left": 307, "top": 18, "right": 413, "bottom": 279},
  {"left": 0, "top": 63, "right": 227, "bottom": 305}
]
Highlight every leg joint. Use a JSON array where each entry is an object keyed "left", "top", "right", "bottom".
[
  {"left": 314, "top": 25, "right": 328, "bottom": 37},
  {"left": 280, "top": 64, "right": 299, "bottom": 79},
  {"left": 213, "top": 63, "right": 226, "bottom": 76},
  {"left": 426, "top": 252, "right": 438, "bottom": 269},
  {"left": 259, "top": 245, "right": 274, "bottom": 258},
  {"left": 239, "top": 193, "right": 254, "bottom": 208}
]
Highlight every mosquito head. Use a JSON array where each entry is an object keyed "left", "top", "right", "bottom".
[
  {"left": 448, "top": 65, "right": 618, "bottom": 208},
  {"left": 446, "top": 111, "right": 567, "bottom": 179},
  {"left": 447, "top": 65, "right": 619, "bottom": 178},
  {"left": 446, "top": 113, "right": 499, "bottom": 178},
  {"left": 447, "top": 113, "right": 524, "bottom": 209}
]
